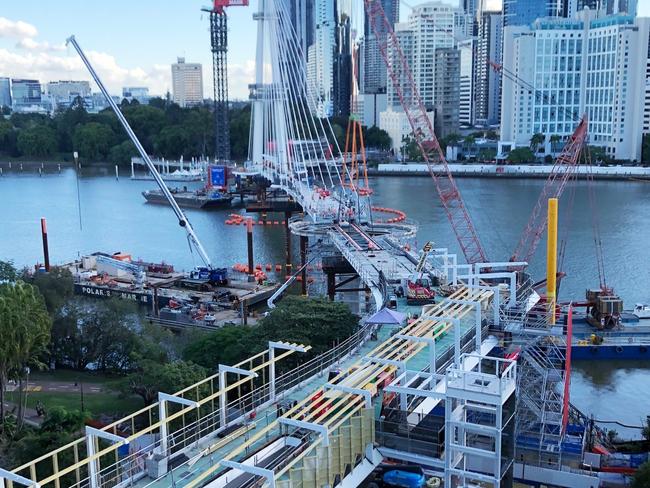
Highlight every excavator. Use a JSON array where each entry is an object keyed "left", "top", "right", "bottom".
[{"left": 404, "top": 241, "right": 437, "bottom": 305}]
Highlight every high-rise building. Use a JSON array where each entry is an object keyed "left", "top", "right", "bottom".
[
  {"left": 475, "top": 11, "right": 502, "bottom": 126},
  {"left": 171, "top": 57, "right": 203, "bottom": 107},
  {"left": 11, "top": 79, "right": 41, "bottom": 110},
  {"left": 362, "top": 0, "right": 399, "bottom": 94},
  {"left": 386, "top": 2, "right": 458, "bottom": 111},
  {"left": 565, "top": 0, "right": 637, "bottom": 16},
  {"left": 0, "top": 78, "right": 11, "bottom": 109},
  {"left": 459, "top": 39, "right": 475, "bottom": 126},
  {"left": 288, "top": 0, "right": 314, "bottom": 61},
  {"left": 307, "top": 0, "right": 336, "bottom": 117},
  {"left": 434, "top": 47, "right": 461, "bottom": 137},
  {"left": 122, "top": 87, "right": 150, "bottom": 104},
  {"left": 503, "top": 0, "right": 563, "bottom": 27},
  {"left": 333, "top": 4, "right": 352, "bottom": 118},
  {"left": 500, "top": 11, "right": 650, "bottom": 161},
  {"left": 46, "top": 81, "right": 91, "bottom": 102},
  {"left": 386, "top": 22, "right": 415, "bottom": 109}
]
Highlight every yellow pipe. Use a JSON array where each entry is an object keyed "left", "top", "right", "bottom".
[{"left": 547, "top": 198, "right": 558, "bottom": 325}]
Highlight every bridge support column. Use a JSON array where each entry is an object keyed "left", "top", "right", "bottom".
[
  {"left": 327, "top": 272, "right": 336, "bottom": 301},
  {"left": 247, "top": 218, "right": 255, "bottom": 281},
  {"left": 300, "top": 235, "right": 308, "bottom": 295},
  {"left": 284, "top": 211, "right": 292, "bottom": 275}
]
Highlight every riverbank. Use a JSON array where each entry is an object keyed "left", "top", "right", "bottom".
[{"left": 371, "top": 163, "right": 650, "bottom": 180}]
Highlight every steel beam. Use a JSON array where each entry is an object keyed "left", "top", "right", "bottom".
[
  {"left": 437, "top": 316, "right": 461, "bottom": 368},
  {"left": 324, "top": 383, "right": 372, "bottom": 407},
  {"left": 396, "top": 334, "right": 437, "bottom": 373},
  {"left": 0, "top": 469, "right": 40, "bottom": 488},
  {"left": 269, "top": 342, "right": 309, "bottom": 402},
  {"left": 447, "top": 299, "right": 482, "bottom": 352},
  {"left": 158, "top": 393, "right": 199, "bottom": 455},
  {"left": 219, "top": 365, "right": 258, "bottom": 428},
  {"left": 278, "top": 417, "right": 329, "bottom": 447},
  {"left": 86, "top": 427, "right": 128, "bottom": 488},
  {"left": 221, "top": 460, "right": 276, "bottom": 488}
]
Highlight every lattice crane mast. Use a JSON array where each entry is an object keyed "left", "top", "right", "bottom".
[
  {"left": 203, "top": 0, "right": 249, "bottom": 163},
  {"left": 363, "top": 0, "right": 488, "bottom": 265}
]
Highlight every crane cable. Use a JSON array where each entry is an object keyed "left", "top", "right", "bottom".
[{"left": 585, "top": 146, "right": 608, "bottom": 290}]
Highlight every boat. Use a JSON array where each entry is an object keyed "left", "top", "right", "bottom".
[
  {"left": 142, "top": 187, "right": 233, "bottom": 209},
  {"left": 132, "top": 168, "right": 204, "bottom": 182},
  {"left": 630, "top": 303, "right": 650, "bottom": 319}
]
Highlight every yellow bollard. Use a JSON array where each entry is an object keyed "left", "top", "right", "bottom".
[{"left": 547, "top": 198, "right": 558, "bottom": 325}]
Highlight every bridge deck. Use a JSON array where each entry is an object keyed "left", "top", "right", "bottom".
[{"left": 179, "top": 287, "right": 493, "bottom": 488}]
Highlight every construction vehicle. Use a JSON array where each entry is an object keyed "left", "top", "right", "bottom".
[
  {"left": 405, "top": 242, "right": 436, "bottom": 305},
  {"left": 585, "top": 288, "right": 623, "bottom": 330},
  {"left": 67, "top": 36, "right": 229, "bottom": 287}
]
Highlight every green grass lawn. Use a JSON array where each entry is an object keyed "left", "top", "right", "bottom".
[
  {"left": 6, "top": 388, "right": 143, "bottom": 418},
  {"left": 30, "top": 369, "right": 123, "bottom": 386}
]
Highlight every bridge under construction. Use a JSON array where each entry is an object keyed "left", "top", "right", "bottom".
[{"left": 0, "top": 0, "right": 608, "bottom": 487}]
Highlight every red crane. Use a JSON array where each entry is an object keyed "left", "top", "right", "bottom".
[
  {"left": 509, "top": 117, "right": 589, "bottom": 265},
  {"left": 363, "top": 0, "right": 488, "bottom": 265}
]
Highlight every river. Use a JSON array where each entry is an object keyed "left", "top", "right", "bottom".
[{"left": 1, "top": 167, "right": 649, "bottom": 437}]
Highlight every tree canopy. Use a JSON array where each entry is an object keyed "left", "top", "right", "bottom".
[
  {"left": 507, "top": 147, "right": 536, "bottom": 164},
  {"left": 184, "top": 296, "right": 359, "bottom": 370}
]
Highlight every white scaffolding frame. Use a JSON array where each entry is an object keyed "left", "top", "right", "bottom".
[
  {"left": 269, "top": 341, "right": 309, "bottom": 402},
  {"left": 218, "top": 365, "right": 259, "bottom": 428},
  {"left": 158, "top": 392, "right": 200, "bottom": 455},
  {"left": 86, "top": 427, "right": 128, "bottom": 488}
]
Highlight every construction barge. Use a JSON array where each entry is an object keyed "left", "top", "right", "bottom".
[{"left": 64, "top": 252, "right": 280, "bottom": 329}]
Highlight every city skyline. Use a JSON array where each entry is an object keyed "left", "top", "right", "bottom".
[{"left": 6, "top": 0, "right": 636, "bottom": 101}]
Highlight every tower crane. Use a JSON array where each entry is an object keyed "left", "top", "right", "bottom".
[
  {"left": 363, "top": 0, "right": 488, "bottom": 265},
  {"left": 67, "top": 36, "right": 227, "bottom": 285},
  {"left": 202, "top": 0, "right": 249, "bottom": 163}
]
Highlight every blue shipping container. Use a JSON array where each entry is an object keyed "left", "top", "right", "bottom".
[{"left": 210, "top": 166, "right": 227, "bottom": 187}]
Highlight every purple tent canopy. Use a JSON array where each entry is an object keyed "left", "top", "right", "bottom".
[{"left": 366, "top": 308, "right": 406, "bottom": 326}]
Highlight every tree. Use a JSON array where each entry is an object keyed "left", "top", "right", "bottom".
[
  {"left": 7, "top": 407, "right": 89, "bottom": 482},
  {"left": 632, "top": 461, "right": 650, "bottom": 488},
  {"left": 588, "top": 145, "right": 611, "bottom": 165},
  {"left": 122, "top": 360, "right": 207, "bottom": 405},
  {"left": 54, "top": 98, "right": 88, "bottom": 153},
  {"left": 463, "top": 134, "right": 476, "bottom": 146},
  {"left": 48, "top": 299, "right": 140, "bottom": 372},
  {"left": 529, "top": 132, "right": 545, "bottom": 152},
  {"left": 507, "top": 147, "right": 536, "bottom": 164},
  {"left": 26, "top": 266, "right": 73, "bottom": 317},
  {"left": 184, "top": 325, "right": 259, "bottom": 369},
  {"left": 0, "top": 281, "right": 52, "bottom": 426},
  {"left": 108, "top": 140, "right": 138, "bottom": 165},
  {"left": 184, "top": 297, "right": 359, "bottom": 371},
  {"left": 364, "top": 126, "right": 392, "bottom": 151},
  {"left": 401, "top": 135, "right": 423, "bottom": 161},
  {"left": 230, "top": 105, "right": 251, "bottom": 160},
  {"left": 0, "top": 260, "right": 17, "bottom": 282},
  {"left": 155, "top": 125, "right": 190, "bottom": 159},
  {"left": 16, "top": 126, "right": 57, "bottom": 157},
  {"left": 72, "top": 122, "right": 115, "bottom": 161}
]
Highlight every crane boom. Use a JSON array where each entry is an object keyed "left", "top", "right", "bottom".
[
  {"left": 66, "top": 35, "right": 213, "bottom": 269},
  {"left": 363, "top": 0, "right": 487, "bottom": 264},
  {"left": 510, "top": 115, "right": 589, "bottom": 265}
]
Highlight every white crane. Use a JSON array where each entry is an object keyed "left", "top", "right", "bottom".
[{"left": 66, "top": 36, "right": 223, "bottom": 283}]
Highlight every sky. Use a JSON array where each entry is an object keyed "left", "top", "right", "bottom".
[{"left": 1, "top": 0, "right": 649, "bottom": 101}]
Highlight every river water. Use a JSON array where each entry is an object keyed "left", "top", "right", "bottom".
[{"left": 1, "top": 167, "right": 649, "bottom": 436}]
